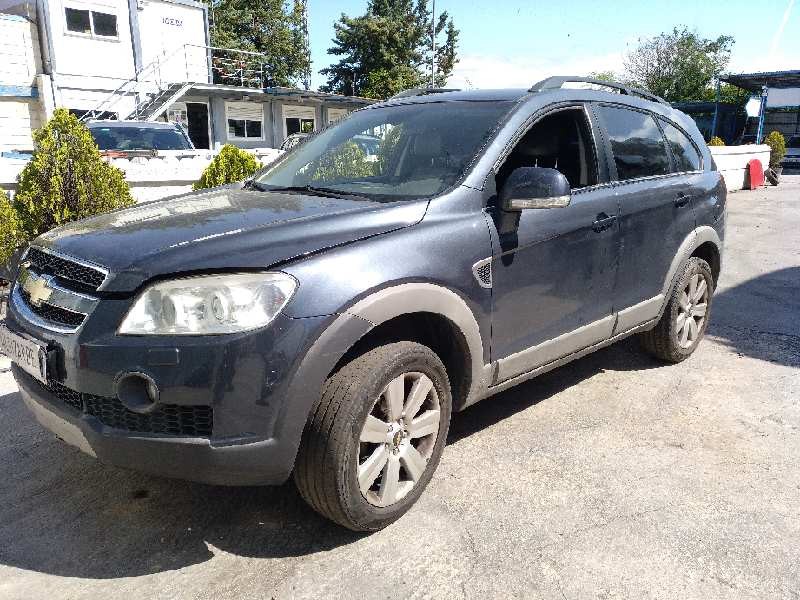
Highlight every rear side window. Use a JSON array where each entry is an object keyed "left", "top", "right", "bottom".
[
  {"left": 660, "top": 119, "right": 701, "bottom": 172},
  {"left": 596, "top": 105, "right": 671, "bottom": 180}
]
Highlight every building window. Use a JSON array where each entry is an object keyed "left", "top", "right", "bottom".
[
  {"left": 226, "top": 102, "right": 263, "bottom": 140},
  {"left": 326, "top": 107, "right": 349, "bottom": 124},
  {"left": 65, "top": 8, "right": 118, "bottom": 38},
  {"left": 283, "top": 105, "right": 316, "bottom": 137}
]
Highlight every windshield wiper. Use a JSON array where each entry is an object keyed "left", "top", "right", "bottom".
[{"left": 258, "top": 184, "right": 369, "bottom": 201}]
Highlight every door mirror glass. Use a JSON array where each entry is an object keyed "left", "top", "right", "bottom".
[{"left": 500, "top": 167, "right": 572, "bottom": 210}]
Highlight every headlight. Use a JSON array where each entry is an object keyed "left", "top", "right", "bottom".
[{"left": 118, "top": 272, "right": 297, "bottom": 335}]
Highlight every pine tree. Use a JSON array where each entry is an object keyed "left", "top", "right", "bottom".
[
  {"left": 205, "top": 0, "right": 310, "bottom": 87},
  {"left": 12, "top": 109, "right": 134, "bottom": 242},
  {"left": 0, "top": 189, "right": 21, "bottom": 267},
  {"left": 320, "top": 0, "right": 459, "bottom": 99}
]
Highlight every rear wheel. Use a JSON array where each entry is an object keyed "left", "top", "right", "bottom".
[
  {"left": 294, "top": 341, "right": 452, "bottom": 531},
  {"left": 639, "top": 257, "right": 714, "bottom": 362}
]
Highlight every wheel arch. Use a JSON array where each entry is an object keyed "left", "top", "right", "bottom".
[
  {"left": 659, "top": 226, "right": 723, "bottom": 316},
  {"left": 339, "top": 283, "right": 488, "bottom": 410},
  {"left": 275, "top": 283, "right": 489, "bottom": 472}
]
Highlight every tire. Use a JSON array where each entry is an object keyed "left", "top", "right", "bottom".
[
  {"left": 639, "top": 257, "right": 714, "bottom": 363},
  {"left": 765, "top": 168, "right": 780, "bottom": 186},
  {"left": 294, "top": 341, "right": 452, "bottom": 532}
]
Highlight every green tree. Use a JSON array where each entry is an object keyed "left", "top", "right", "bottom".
[
  {"left": 588, "top": 71, "right": 618, "bottom": 82},
  {"left": 0, "top": 190, "right": 21, "bottom": 267},
  {"left": 12, "top": 109, "right": 134, "bottom": 243},
  {"left": 320, "top": 0, "right": 459, "bottom": 99},
  {"left": 194, "top": 144, "right": 261, "bottom": 190},
  {"left": 623, "top": 27, "right": 734, "bottom": 102},
  {"left": 701, "top": 82, "right": 751, "bottom": 106},
  {"left": 205, "top": 0, "right": 310, "bottom": 87}
]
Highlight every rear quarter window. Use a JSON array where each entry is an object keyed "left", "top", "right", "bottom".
[
  {"left": 659, "top": 118, "right": 702, "bottom": 172},
  {"left": 595, "top": 104, "right": 671, "bottom": 181}
]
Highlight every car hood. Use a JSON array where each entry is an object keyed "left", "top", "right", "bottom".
[{"left": 35, "top": 187, "right": 427, "bottom": 293}]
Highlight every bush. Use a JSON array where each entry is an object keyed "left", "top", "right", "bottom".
[
  {"left": 0, "top": 190, "right": 21, "bottom": 268},
  {"left": 764, "top": 131, "right": 786, "bottom": 169},
  {"left": 194, "top": 144, "right": 261, "bottom": 190},
  {"left": 12, "top": 109, "right": 134, "bottom": 241},
  {"left": 708, "top": 136, "right": 725, "bottom": 147}
]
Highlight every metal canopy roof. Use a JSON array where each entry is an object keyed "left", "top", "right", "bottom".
[
  {"left": 186, "top": 83, "right": 373, "bottom": 105},
  {"left": 720, "top": 70, "right": 800, "bottom": 91}
]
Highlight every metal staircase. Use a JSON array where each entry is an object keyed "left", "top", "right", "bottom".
[
  {"left": 127, "top": 82, "right": 193, "bottom": 121},
  {"left": 80, "top": 44, "right": 270, "bottom": 123}
]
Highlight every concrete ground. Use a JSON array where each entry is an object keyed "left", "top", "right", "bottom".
[{"left": 1, "top": 178, "right": 798, "bottom": 600}]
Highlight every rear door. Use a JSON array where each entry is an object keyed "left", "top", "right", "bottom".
[{"left": 592, "top": 103, "right": 696, "bottom": 329}]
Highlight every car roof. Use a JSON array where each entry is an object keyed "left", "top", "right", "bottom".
[
  {"left": 86, "top": 120, "right": 181, "bottom": 130},
  {"left": 369, "top": 86, "right": 673, "bottom": 112}
]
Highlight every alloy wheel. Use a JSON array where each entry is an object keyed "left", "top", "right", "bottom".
[
  {"left": 676, "top": 273, "right": 709, "bottom": 349},
  {"left": 357, "top": 372, "right": 441, "bottom": 507}
]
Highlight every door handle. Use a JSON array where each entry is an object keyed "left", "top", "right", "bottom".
[
  {"left": 674, "top": 193, "right": 691, "bottom": 208},
  {"left": 592, "top": 213, "right": 617, "bottom": 233}
]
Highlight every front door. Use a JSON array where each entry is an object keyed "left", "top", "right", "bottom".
[
  {"left": 186, "top": 102, "right": 210, "bottom": 149},
  {"left": 488, "top": 105, "right": 620, "bottom": 382}
]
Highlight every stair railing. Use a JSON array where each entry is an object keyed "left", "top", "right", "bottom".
[{"left": 82, "top": 45, "right": 272, "bottom": 122}]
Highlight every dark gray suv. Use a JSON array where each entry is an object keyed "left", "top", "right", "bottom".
[{"left": 1, "top": 77, "right": 725, "bottom": 531}]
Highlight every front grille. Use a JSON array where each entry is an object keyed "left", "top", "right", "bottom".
[
  {"left": 22, "top": 372, "right": 213, "bottom": 437},
  {"left": 19, "top": 289, "right": 86, "bottom": 328},
  {"left": 25, "top": 247, "right": 106, "bottom": 292}
]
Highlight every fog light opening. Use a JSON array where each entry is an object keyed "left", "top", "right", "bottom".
[{"left": 116, "top": 372, "right": 159, "bottom": 413}]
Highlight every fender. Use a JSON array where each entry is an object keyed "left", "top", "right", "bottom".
[
  {"left": 343, "top": 282, "right": 490, "bottom": 405},
  {"left": 272, "top": 282, "right": 490, "bottom": 475},
  {"left": 658, "top": 225, "right": 722, "bottom": 316}
]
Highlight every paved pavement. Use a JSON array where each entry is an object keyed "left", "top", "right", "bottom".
[{"left": 1, "top": 178, "right": 799, "bottom": 599}]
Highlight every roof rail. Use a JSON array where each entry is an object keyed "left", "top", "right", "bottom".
[
  {"left": 389, "top": 87, "right": 462, "bottom": 99},
  {"left": 529, "top": 76, "right": 668, "bottom": 105}
]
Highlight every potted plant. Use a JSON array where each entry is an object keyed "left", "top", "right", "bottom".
[{"left": 765, "top": 131, "right": 786, "bottom": 175}]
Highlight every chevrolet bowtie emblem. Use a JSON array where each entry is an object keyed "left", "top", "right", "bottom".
[{"left": 19, "top": 264, "right": 54, "bottom": 307}]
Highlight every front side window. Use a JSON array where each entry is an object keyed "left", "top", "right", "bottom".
[
  {"left": 65, "top": 8, "right": 118, "bottom": 38},
  {"left": 660, "top": 119, "right": 701, "bottom": 172},
  {"left": 226, "top": 102, "right": 263, "bottom": 140},
  {"left": 256, "top": 101, "right": 513, "bottom": 200},
  {"left": 496, "top": 106, "right": 598, "bottom": 191},
  {"left": 596, "top": 105, "right": 671, "bottom": 180}
]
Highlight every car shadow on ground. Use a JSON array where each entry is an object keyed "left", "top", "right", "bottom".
[
  {"left": 0, "top": 268, "right": 796, "bottom": 580},
  {"left": 708, "top": 267, "right": 800, "bottom": 368}
]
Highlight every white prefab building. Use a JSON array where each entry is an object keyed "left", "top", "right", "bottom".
[{"left": 0, "top": 0, "right": 370, "bottom": 153}]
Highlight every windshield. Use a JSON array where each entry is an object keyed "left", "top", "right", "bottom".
[
  {"left": 90, "top": 126, "right": 193, "bottom": 151},
  {"left": 256, "top": 101, "right": 513, "bottom": 199}
]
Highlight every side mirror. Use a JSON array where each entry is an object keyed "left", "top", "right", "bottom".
[{"left": 499, "top": 167, "right": 571, "bottom": 210}]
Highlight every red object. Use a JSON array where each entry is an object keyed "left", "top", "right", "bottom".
[{"left": 746, "top": 159, "right": 764, "bottom": 189}]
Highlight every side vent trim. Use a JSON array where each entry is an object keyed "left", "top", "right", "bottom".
[{"left": 472, "top": 257, "right": 492, "bottom": 289}]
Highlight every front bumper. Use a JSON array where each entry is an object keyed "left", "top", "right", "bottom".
[
  {"left": 6, "top": 302, "right": 338, "bottom": 485},
  {"left": 15, "top": 366, "right": 292, "bottom": 485}
]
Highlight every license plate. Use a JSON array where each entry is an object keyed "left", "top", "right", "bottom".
[{"left": 0, "top": 323, "right": 48, "bottom": 384}]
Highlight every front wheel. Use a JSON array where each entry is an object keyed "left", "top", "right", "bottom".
[
  {"left": 639, "top": 257, "right": 714, "bottom": 363},
  {"left": 294, "top": 341, "right": 452, "bottom": 531}
]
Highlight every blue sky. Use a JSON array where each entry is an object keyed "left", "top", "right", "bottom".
[{"left": 307, "top": 0, "right": 799, "bottom": 90}]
